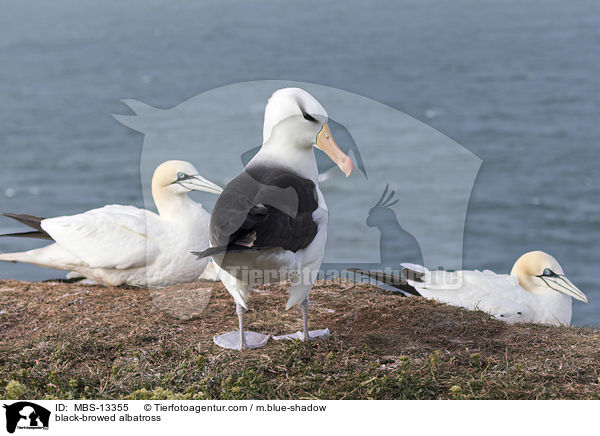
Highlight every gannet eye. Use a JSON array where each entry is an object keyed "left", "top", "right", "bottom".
[
  {"left": 303, "top": 112, "right": 317, "bottom": 122},
  {"left": 177, "top": 172, "right": 186, "bottom": 181},
  {"left": 542, "top": 268, "right": 555, "bottom": 277}
]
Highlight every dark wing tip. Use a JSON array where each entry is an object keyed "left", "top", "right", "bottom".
[
  {"left": 401, "top": 266, "right": 425, "bottom": 283},
  {"left": 348, "top": 267, "right": 422, "bottom": 296},
  {"left": 0, "top": 231, "right": 53, "bottom": 240},
  {"left": 192, "top": 245, "right": 229, "bottom": 260}
]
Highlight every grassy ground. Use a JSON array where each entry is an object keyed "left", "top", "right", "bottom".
[{"left": 1, "top": 278, "right": 599, "bottom": 400}]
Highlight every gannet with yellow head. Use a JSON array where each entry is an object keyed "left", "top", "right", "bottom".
[
  {"left": 0, "top": 160, "right": 222, "bottom": 287},
  {"left": 351, "top": 250, "right": 588, "bottom": 326}
]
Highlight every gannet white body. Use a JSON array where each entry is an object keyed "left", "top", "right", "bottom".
[
  {"left": 352, "top": 251, "right": 588, "bottom": 326},
  {"left": 0, "top": 160, "right": 222, "bottom": 287},
  {"left": 194, "top": 88, "right": 354, "bottom": 350}
]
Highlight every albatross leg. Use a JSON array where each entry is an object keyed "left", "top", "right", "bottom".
[
  {"left": 213, "top": 304, "right": 270, "bottom": 351},
  {"left": 273, "top": 297, "right": 330, "bottom": 342},
  {"left": 301, "top": 298, "right": 310, "bottom": 341},
  {"left": 237, "top": 303, "right": 247, "bottom": 350}
]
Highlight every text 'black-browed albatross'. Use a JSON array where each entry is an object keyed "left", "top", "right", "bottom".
[{"left": 194, "top": 88, "right": 354, "bottom": 350}]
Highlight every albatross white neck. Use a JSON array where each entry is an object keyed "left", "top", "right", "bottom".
[{"left": 252, "top": 124, "right": 320, "bottom": 184}]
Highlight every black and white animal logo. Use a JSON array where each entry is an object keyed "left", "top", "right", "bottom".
[{"left": 3, "top": 402, "right": 50, "bottom": 434}]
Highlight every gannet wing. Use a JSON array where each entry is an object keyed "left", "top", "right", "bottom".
[
  {"left": 41, "top": 205, "right": 160, "bottom": 270},
  {"left": 458, "top": 271, "right": 535, "bottom": 322},
  {"left": 409, "top": 269, "right": 535, "bottom": 323}
]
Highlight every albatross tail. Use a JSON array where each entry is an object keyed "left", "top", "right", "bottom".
[{"left": 192, "top": 246, "right": 229, "bottom": 260}]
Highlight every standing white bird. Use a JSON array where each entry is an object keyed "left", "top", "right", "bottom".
[
  {"left": 194, "top": 88, "right": 354, "bottom": 350},
  {"left": 351, "top": 251, "right": 588, "bottom": 326},
  {"left": 0, "top": 160, "right": 222, "bottom": 287}
]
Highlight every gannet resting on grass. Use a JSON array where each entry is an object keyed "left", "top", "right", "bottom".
[
  {"left": 0, "top": 160, "right": 222, "bottom": 287},
  {"left": 350, "top": 251, "right": 588, "bottom": 326},
  {"left": 194, "top": 88, "right": 354, "bottom": 350}
]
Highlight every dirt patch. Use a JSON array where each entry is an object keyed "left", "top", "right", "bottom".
[{"left": 1, "top": 279, "right": 599, "bottom": 399}]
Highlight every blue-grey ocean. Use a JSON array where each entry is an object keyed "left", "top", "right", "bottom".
[{"left": 0, "top": 0, "right": 598, "bottom": 325}]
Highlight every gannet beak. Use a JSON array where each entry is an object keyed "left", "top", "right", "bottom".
[
  {"left": 183, "top": 175, "right": 223, "bottom": 195},
  {"left": 542, "top": 275, "right": 588, "bottom": 303},
  {"left": 316, "top": 123, "right": 354, "bottom": 177}
]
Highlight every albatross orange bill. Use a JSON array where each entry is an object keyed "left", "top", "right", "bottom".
[{"left": 316, "top": 123, "right": 354, "bottom": 177}]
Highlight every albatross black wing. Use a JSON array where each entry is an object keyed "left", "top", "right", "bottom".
[
  {"left": 193, "top": 167, "right": 319, "bottom": 260},
  {"left": 1, "top": 213, "right": 53, "bottom": 240}
]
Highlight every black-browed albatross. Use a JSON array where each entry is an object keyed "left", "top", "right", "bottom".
[{"left": 194, "top": 88, "right": 354, "bottom": 350}]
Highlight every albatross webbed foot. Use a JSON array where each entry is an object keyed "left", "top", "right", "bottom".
[
  {"left": 213, "top": 303, "right": 270, "bottom": 350},
  {"left": 213, "top": 331, "right": 271, "bottom": 350},
  {"left": 272, "top": 329, "right": 330, "bottom": 342},
  {"left": 272, "top": 298, "right": 330, "bottom": 342}
]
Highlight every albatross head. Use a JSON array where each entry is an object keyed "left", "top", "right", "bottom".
[
  {"left": 261, "top": 88, "right": 354, "bottom": 178},
  {"left": 510, "top": 251, "right": 588, "bottom": 303},
  {"left": 152, "top": 160, "right": 223, "bottom": 196}
]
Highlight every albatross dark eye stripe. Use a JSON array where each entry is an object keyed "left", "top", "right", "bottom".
[{"left": 303, "top": 112, "right": 318, "bottom": 122}]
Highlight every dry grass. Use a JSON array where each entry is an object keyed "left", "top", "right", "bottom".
[{"left": 1, "top": 278, "right": 599, "bottom": 399}]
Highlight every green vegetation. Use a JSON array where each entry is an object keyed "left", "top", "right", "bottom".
[{"left": 1, "top": 279, "right": 598, "bottom": 399}]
